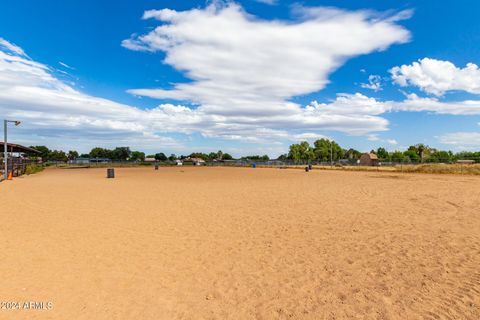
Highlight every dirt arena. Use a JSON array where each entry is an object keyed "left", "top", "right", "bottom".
[{"left": 1, "top": 167, "right": 479, "bottom": 319}]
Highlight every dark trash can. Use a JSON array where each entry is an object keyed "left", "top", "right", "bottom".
[
  {"left": 155, "top": 165, "right": 159, "bottom": 170},
  {"left": 305, "top": 166, "right": 309, "bottom": 172},
  {"left": 107, "top": 168, "right": 115, "bottom": 178}
]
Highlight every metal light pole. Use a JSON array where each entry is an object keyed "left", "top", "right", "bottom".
[{"left": 3, "top": 120, "right": 21, "bottom": 180}]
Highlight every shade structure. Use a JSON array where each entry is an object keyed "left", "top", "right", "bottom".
[{"left": 0, "top": 142, "right": 40, "bottom": 155}]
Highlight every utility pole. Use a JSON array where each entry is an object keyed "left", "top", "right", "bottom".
[
  {"left": 3, "top": 120, "right": 21, "bottom": 181},
  {"left": 4, "top": 120, "right": 7, "bottom": 181}
]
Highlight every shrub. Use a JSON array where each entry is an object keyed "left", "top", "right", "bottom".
[{"left": 25, "top": 164, "right": 44, "bottom": 175}]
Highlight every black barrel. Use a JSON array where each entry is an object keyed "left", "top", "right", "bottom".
[
  {"left": 308, "top": 164, "right": 312, "bottom": 170},
  {"left": 107, "top": 168, "right": 115, "bottom": 178},
  {"left": 155, "top": 165, "right": 159, "bottom": 170},
  {"left": 305, "top": 166, "right": 309, "bottom": 172}
]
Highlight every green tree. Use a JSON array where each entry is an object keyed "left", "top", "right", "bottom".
[
  {"left": 189, "top": 152, "right": 209, "bottom": 160},
  {"left": 111, "top": 147, "right": 131, "bottom": 161},
  {"left": 288, "top": 141, "right": 315, "bottom": 162},
  {"left": 89, "top": 147, "right": 110, "bottom": 159},
  {"left": 130, "top": 151, "right": 145, "bottom": 162},
  {"left": 376, "top": 147, "right": 389, "bottom": 160},
  {"left": 407, "top": 144, "right": 433, "bottom": 163},
  {"left": 154, "top": 153, "right": 167, "bottom": 161},
  {"left": 30, "top": 146, "right": 51, "bottom": 160},
  {"left": 416, "top": 144, "right": 427, "bottom": 162},
  {"left": 208, "top": 152, "right": 218, "bottom": 160},
  {"left": 403, "top": 150, "right": 420, "bottom": 163},
  {"left": 390, "top": 151, "right": 404, "bottom": 162},
  {"left": 454, "top": 151, "right": 480, "bottom": 161},
  {"left": 49, "top": 150, "right": 68, "bottom": 162},
  {"left": 428, "top": 150, "right": 453, "bottom": 163},
  {"left": 313, "top": 139, "right": 344, "bottom": 161},
  {"left": 168, "top": 154, "right": 177, "bottom": 161},
  {"left": 222, "top": 153, "right": 233, "bottom": 160},
  {"left": 344, "top": 148, "right": 361, "bottom": 160},
  {"left": 67, "top": 150, "right": 79, "bottom": 160},
  {"left": 241, "top": 155, "right": 269, "bottom": 161}
]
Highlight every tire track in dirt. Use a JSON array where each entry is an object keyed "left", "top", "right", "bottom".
[{"left": 408, "top": 252, "right": 480, "bottom": 319}]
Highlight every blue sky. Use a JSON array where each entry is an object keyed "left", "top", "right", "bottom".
[{"left": 1, "top": 0, "right": 480, "bottom": 157}]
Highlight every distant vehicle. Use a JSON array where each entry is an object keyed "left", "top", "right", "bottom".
[
  {"left": 175, "top": 160, "right": 183, "bottom": 166},
  {"left": 183, "top": 157, "right": 206, "bottom": 166},
  {"left": 337, "top": 159, "right": 351, "bottom": 166}
]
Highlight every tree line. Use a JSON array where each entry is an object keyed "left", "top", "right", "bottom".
[
  {"left": 283, "top": 139, "right": 480, "bottom": 163},
  {"left": 29, "top": 140, "right": 480, "bottom": 163},
  {"left": 29, "top": 146, "right": 237, "bottom": 162}
]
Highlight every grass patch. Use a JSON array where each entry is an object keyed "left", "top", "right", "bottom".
[
  {"left": 314, "top": 164, "right": 480, "bottom": 175},
  {"left": 25, "top": 164, "right": 44, "bottom": 175},
  {"left": 398, "top": 163, "right": 480, "bottom": 175}
]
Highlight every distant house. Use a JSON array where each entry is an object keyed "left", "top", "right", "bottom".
[
  {"left": 359, "top": 153, "right": 379, "bottom": 166},
  {"left": 456, "top": 159, "right": 475, "bottom": 165},
  {"left": 192, "top": 158, "right": 206, "bottom": 166},
  {"left": 144, "top": 157, "right": 156, "bottom": 163},
  {"left": 184, "top": 157, "right": 206, "bottom": 166}
]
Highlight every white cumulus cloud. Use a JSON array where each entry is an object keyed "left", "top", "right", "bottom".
[
  {"left": 390, "top": 58, "right": 480, "bottom": 96},
  {"left": 387, "top": 139, "right": 398, "bottom": 145},
  {"left": 438, "top": 132, "right": 480, "bottom": 149},
  {"left": 0, "top": 37, "right": 180, "bottom": 151},
  {"left": 293, "top": 132, "right": 329, "bottom": 141},
  {"left": 361, "top": 75, "right": 383, "bottom": 91},
  {"left": 254, "top": 0, "right": 277, "bottom": 5},
  {"left": 123, "top": 3, "right": 410, "bottom": 129},
  {"left": 6, "top": 32, "right": 480, "bottom": 154},
  {"left": 391, "top": 93, "right": 480, "bottom": 115},
  {"left": 0, "top": 36, "right": 392, "bottom": 154}
]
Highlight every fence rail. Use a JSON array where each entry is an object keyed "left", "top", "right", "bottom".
[
  {"left": 0, "top": 158, "right": 37, "bottom": 180},
  {"left": 51, "top": 158, "right": 480, "bottom": 168},
  {"left": 3, "top": 158, "right": 480, "bottom": 180}
]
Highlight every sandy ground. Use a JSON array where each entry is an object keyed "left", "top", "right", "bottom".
[{"left": 0, "top": 167, "right": 479, "bottom": 320}]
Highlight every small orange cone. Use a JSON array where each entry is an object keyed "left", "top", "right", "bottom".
[{"left": 7, "top": 172, "right": 13, "bottom": 180}]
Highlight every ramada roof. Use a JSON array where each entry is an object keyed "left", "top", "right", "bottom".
[{"left": 0, "top": 142, "right": 40, "bottom": 154}]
